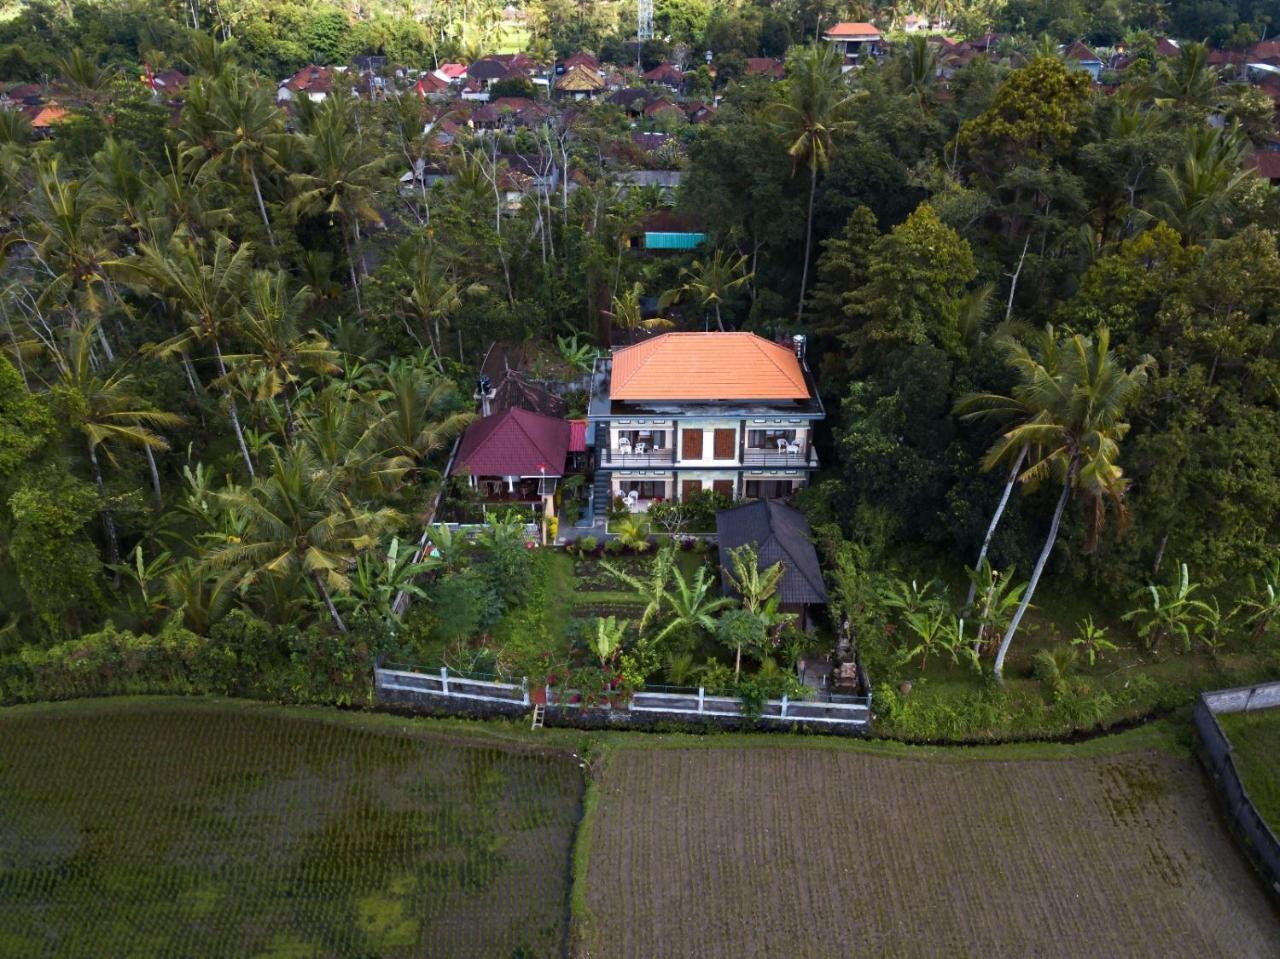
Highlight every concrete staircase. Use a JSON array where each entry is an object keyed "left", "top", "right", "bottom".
[{"left": 588, "top": 423, "right": 611, "bottom": 523}]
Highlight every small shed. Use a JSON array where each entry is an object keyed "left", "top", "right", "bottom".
[{"left": 716, "top": 499, "right": 828, "bottom": 629}]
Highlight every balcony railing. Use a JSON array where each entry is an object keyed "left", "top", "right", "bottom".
[
  {"left": 742, "top": 447, "right": 818, "bottom": 468},
  {"left": 600, "top": 448, "right": 676, "bottom": 467}
]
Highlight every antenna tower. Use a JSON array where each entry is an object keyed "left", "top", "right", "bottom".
[{"left": 637, "top": 0, "right": 654, "bottom": 44}]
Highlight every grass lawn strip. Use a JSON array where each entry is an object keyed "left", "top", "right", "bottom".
[{"left": 1217, "top": 707, "right": 1280, "bottom": 834}]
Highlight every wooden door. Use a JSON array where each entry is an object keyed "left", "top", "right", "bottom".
[
  {"left": 681, "top": 479, "right": 701, "bottom": 501},
  {"left": 713, "top": 479, "right": 734, "bottom": 499},
  {"left": 713, "top": 428, "right": 736, "bottom": 460},
  {"left": 681, "top": 428, "right": 703, "bottom": 460}
]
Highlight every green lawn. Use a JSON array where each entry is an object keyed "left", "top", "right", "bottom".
[
  {"left": 0, "top": 699, "right": 583, "bottom": 959},
  {"left": 1218, "top": 708, "right": 1280, "bottom": 833}
]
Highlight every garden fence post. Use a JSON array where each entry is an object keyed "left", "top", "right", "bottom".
[
  {"left": 780, "top": 694, "right": 788, "bottom": 720},
  {"left": 545, "top": 684, "right": 551, "bottom": 707},
  {"left": 521, "top": 677, "right": 529, "bottom": 706},
  {"left": 698, "top": 687, "right": 704, "bottom": 714},
  {"left": 440, "top": 667, "right": 449, "bottom": 696}
]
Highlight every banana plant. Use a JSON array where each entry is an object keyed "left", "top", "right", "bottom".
[
  {"left": 1123, "top": 563, "right": 1211, "bottom": 653},
  {"left": 1234, "top": 557, "right": 1280, "bottom": 643},
  {"left": 108, "top": 544, "right": 173, "bottom": 625},
  {"left": 1070, "top": 615, "right": 1117, "bottom": 667},
  {"left": 339, "top": 536, "right": 441, "bottom": 623}
]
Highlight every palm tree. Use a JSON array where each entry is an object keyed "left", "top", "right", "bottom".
[
  {"left": 29, "top": 158, "right": 118, "bottom": 359},
  {"left": 899, "top": 35, "right": 938, "bottom": 108},
  {"left": 1133, "top": 42, "right": 1225, "bottom": 112},
  {"left": 373, "top": 359, "right": 473, "bottom": 467},
  {"left": 603, "top": 282, "right": 673, "bottom": 338},
  {"left": 722, "top": 544, "right": 788, "bottom": 679},
  {"left": 289, "top": 91, "right": 388, "bottom": 307},
  {"left": 659, "top": 249, "right": 753, "bottom": 332},
  {"left": 57, "top": 49, "right": 117, "bottom": 102},
  {"left": 954, "top": 329, "right": 1061, "bottom": 612},
  {"left": 980, "top": 326, "right": 1154, "bottom": 678},
  {"left": 117, "top": 234, "right": 257, "bottom": 476},
  {"left": 222, "top": 269, "right": 339, "bottom": 434},
  {"left": 394, "top": 244, "right": 465, "bottom": 364},
  {"left": 204, "top": 447, "right": 402, "bottom": 632},
  {"left": 1149, "top": 124, "right": 1254, "bottom": 245},
  {"left": 180, "top": 70, "right": 285, "bottom": 245},
  {"left": 53, "top": 319, "right": 184, "bottom": 561},
  {"left": 90, "top": 138, "right": 149, "bottom": 243},
  {"left": 768, "top": 42, "right": 859, "bottom": 319}
]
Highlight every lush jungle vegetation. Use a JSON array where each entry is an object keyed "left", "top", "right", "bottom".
[{"left": 0, "top": 0, "right": 1277, "bottom": 737}]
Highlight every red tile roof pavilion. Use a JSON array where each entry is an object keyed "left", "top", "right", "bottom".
[{"left": 455, "top": 407, "right": 570, "bottom": 478}]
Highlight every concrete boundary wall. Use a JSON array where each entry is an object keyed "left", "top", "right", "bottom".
[{"left": 1194, "top": 682, "right": 1280, "bottom": 901}]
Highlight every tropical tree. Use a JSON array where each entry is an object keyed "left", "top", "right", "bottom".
[
  {"left": 1234, "top": 558, "right": 1280, "bottom": 643},
  {"left": 602, "top": 545, "right": 674, "bottom": 635},
  {"left": 1148, "top": 124, "right": 1254, "bottom": 245},
  {"left": 203, "top": 447, "right": 402, "bottom": 632},
  {"left": 394, "top": 244, "right": 466, "bottom": 364},
  {"left": 654, "top": 563, "right": 732, "bottom": 652},
  {"left": 222, "top": 269, "right": 339, "bottom": 435},
  {"left": 768, "top": 42, "right": 859, "bottom": 318},
  {"left": 1123, "top": 563, "right": 1212, "bottom": 653},
  {"left": 603, "top": 281, "right": 674, "bottom": 337},
  {"left": 120, "top": 234, "right": 257, "bottom": 476},
  {"left": 954, "top": 328, "right": 1062, "bottom": 611},
  {"left": 289, "top": 90, "right": 388, "bottom": 306},
  {"left": 340, "top": 536, "right": 441, "bottom": 625},
  {"left": 659, "top": 249, "right": 753, "bottom": 332},
  {"left": 1071, "top": 615, "right": 1118, "bottom": 667},
  {"left": 982, "top": 326, "right": 1154, "bottom": 679},
  {"left": 1133, "top": 42, "right": 1225, "bottom": 113},
  {"left": 373, "top": 359, "right": 473, "bottom": 468},
  {"left": 180, "top": 70, "right": 286, "bottom": 245},
  {"left": 587, "top": 615, "right": 627, "bottom": 669},
  {"left": 52, "top": 319, "right": 183, "bottom": 561}
]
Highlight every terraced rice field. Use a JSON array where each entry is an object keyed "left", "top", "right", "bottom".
[
  {"left": 584, "top": 746, "right": 1280, "bottom": 958},
  {"left": 0, "top": 700, "right": 582, "bottom": 959}
]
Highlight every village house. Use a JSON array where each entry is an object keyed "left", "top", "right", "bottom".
[
  {"left": 586, "top": 332, "right": 823, "bottom": 511},
  {"left": 822, "top": 22, "right": 882, "bottom": 67},
  {"left": 452, "top": 406, "right": 571, "bottom": 514},
  {"left": 555, "top": 63, "right": 605, "bottom": 100}
]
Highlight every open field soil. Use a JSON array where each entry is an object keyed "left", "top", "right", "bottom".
[
  {"left": 0, "top": 699, "right": 583, "bottom": 959},
  {"left": 584, "top": 746, "right": 1280, "bottom": 959},
  {"left": 1218, "top": 707, "right": 1280, "bottom": 832}
]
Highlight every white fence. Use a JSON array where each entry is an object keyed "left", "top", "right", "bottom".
[
  {"left": 376, "top": 665, "right": 528, "bottom": 706},
  {"left": 375, "top": 664, "right": 871, "bottom": 731}
]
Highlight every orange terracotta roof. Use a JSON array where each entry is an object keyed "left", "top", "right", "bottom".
[
  {"left": 31, "top": 104, "right": 68, "bottom": 128},
  {"left": 825, "top": 22, "right": 881, "bottom": 38},
  {"left": 610, "top": 332, "right": 809, "bottom": 401}
]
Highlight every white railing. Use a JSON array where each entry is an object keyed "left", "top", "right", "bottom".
[
  {"left": 376, "top": 665, "right": 529, "bottom": 706},
  {"left": 375, "top": 665, "right": 871, "bottom": 730}
]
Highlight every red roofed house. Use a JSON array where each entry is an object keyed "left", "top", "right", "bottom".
[
  {"left": 586, "top": 332, "right": 824, "bottom": 510},
  {"left": 453, "top": 407, "right": 571, "bottom": 513},
  {"left": 643, "top": 61, "right": 685, "bottom": 89},
  {"left": 438, "top": 63, "right": 468, "bottom": 80},
  {"left": 644, "top": 97, "right": 684, "bottom": 121},
  {"left": 279, "top": 65, "right": 338, "bottom": 103},
  {"left": 745, "top": 57, "right": 785, "bottom": 79},
  {"left": 30, "top": 103, "right": 69, "bottom": 137},
  {"left": 1248, "top": 141, "right": 1280, "bottom": 184},
  {"left": 1064, "top": 40, "right": 1104, "bottom": 81},
  {"left": 822, "top": 22, "right": 882, "bottom": 65}
]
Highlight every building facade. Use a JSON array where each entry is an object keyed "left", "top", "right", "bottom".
[{"left": 587, "top": 332, "right": 823, "bottom": 510}]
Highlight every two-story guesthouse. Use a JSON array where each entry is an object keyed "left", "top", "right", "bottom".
[{"left": 587, "top": 332, "right": 823, "bottom": 510}]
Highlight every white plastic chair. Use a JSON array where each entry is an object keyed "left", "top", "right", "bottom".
[
  {"left": 786, "top": 442, "right": 801, "bottom": 457},
  {"left": 634, "top": 441, "right": 647, "bottom": 454},
  {"left": 776, "top": 437, "right": 788, "bottom": 452}
]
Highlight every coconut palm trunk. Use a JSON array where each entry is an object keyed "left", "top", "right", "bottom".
[
  {"left": 248, "top": 164, "right": 276, "bottom": 248},
  {"left": 86, "top": 439, "right": 121, "bottom": 565},
  {"left": 964, "top": 446, "right": 1028, "bottom": 612},
  {"left": 993, "top": 458, "right": 1077, "bottom": 679},
  {"left": 144, "top": 444, "right": 163, "bottom": 506},
  {"left": 798, "top": 163, "right": 818, "bottom": 320},
  {"left": 212, "top": 340, "right": 255, "bottom": 478},
  {"left": 314, "top": 572, "right": 348, "bottom": 633}
]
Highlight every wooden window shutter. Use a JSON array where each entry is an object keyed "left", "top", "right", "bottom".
[
  {"left": 681, "top": 428, "right": 703, "bottom": 459},
  {"left": 713, "top": 428, "right": 736, "bottom": 460}
]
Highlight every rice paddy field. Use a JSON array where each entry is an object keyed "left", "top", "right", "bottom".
[
  {"left": 1218, "top": 707, "right": 1280, "bottom": 832},
  {"left": 583, "top": 744, "right": 1280, "bottom": 959},
  {"left": 0, "top": 699, "right": 583, "bottom": 959}
]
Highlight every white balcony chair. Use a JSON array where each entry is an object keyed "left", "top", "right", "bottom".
[
  {"left": 625, "top": 489, "right": 640, "bottom": 508},
  {"left": 617, "top": 438, "right": 632, "bottom": 454},
  {"left": 634, "top": 441, "right": 647, "bottom": 454},
  {"left": 786, "top": 442, "right": 801, "bottom": 457},
  {"left": 776, "top": 437, "right": 788, "bottom": 452}
]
